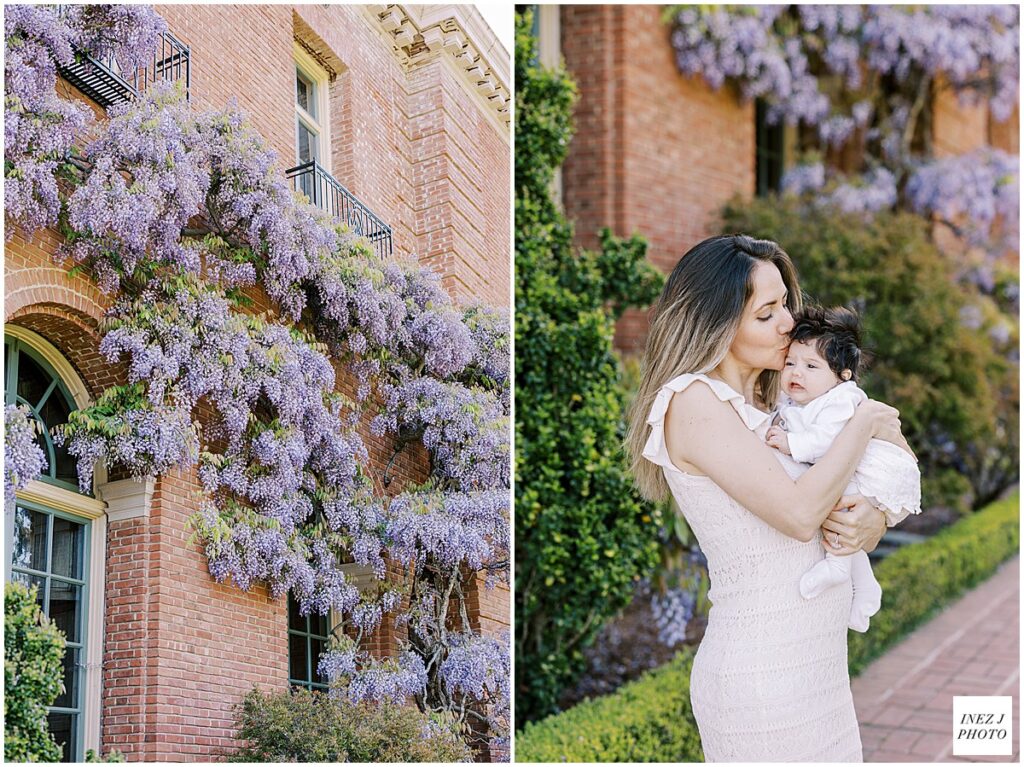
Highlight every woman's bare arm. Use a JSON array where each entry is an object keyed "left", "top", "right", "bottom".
[{"left": 664, "top": 381, "right": 887, "bottom": 542}]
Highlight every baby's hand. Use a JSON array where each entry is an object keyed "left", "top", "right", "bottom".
[{"left": 766, "top": 425, "right": 791, "bottom": 455}]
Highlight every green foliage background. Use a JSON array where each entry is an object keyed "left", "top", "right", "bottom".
[
  {"left": 227, "top": 688, "right": 471, "bottom": 762},
  {"left": 721, "top": 197, "right": 1019, "bottom": 513},
  {"left": 514, "top": 10, "right": 665, "bottom": 723},
  {"left": 5, "top": 582, "right": 66, "bottom": 763}
]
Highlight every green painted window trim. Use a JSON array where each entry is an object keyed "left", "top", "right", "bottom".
[
  {"left": 9, "top": 497, "right": 91, "bottom": 763},
  {"left": 287, "top": 595, "right": 331, "bottom": 692}
]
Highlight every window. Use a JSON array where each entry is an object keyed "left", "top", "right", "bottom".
[
  {"left": 287, "top": 595, "right": 331, "bottom": 692},
  {"left": 293, "top": 45, "right": 331, "bottom": 206},
  {"left": 5, "top": 339, "right": 85, "bottom": 494},
  {"left": 5, "top": 331, "right": 102, "bottom": 763},
  {"left": 11, "top": 503, "right": 89, "bottom": 762},
  {"left": 295, "top": 66, "right": 321, "bottom": 166},
  {"left": 755, "top": 99, "right": 786, "bottom": 196}
]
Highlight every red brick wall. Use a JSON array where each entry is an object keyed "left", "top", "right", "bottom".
[
  {"left": 6, "top": 5, "right": 509, "bottom": 761},
  {"left": 560, "top": 5, "right": 754, "bottom": 353},
  {"left": 154, "top": 4, "right": 510, "bottom": 305}
]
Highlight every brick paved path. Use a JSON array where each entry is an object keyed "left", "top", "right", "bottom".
[{"left": 852, "top": 557, "right": 1020, "bottom": 762}]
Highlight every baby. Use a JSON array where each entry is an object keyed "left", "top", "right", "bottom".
[{"left": 766, "top": 306, "right": 921, "bottom": 632}]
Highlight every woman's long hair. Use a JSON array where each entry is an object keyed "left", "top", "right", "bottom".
[{"left": 625, "top": 234, "right": 802, "bottom": 503}]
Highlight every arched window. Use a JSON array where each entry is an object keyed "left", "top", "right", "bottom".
[
  {"left": 4, "top": 338, "right": 84, "bottom": 493},
  {"left": 5, "top": 332, "right": 99, "bottom": 762}
]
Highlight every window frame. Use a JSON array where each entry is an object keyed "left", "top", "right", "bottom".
[
  {"left": 5, "top": 338, "right": 89, "bottom": 495},
  {"left": 293, "top": 43, "right": 331, "bottom": 173},
  {"left": 286, "top": 594, "right": 333, "bottom": 692},
  {"left": 4, "top": 325, "right": 107, "bottom": 760},
  {"left": 10, "top": 499, "right": 91, "bottom": 763}
]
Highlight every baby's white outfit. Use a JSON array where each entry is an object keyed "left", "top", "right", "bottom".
[{"left": 778, "top": 381, "right": 921, "bottom": 632}]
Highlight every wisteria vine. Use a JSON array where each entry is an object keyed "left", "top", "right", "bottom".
[
  {"left": 668, "top": 5, "right": 1020, "bottom": 265},
  {"left": 5, "top": 4, "right": 509, "bottom": 753},
  {"left": 4, "top": 404, "right": 48, "bottom": 503}
]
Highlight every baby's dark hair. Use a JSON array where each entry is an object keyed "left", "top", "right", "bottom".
[{"left": 789, "top": 305, "right": 864, "bottom": 381}]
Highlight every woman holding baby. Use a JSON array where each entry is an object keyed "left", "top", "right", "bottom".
[{"left": 625, "top": 234, "right": 918, "bottom": 762}]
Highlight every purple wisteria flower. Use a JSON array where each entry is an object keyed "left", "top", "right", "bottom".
[
  {"left": 373, "top": 377, "right": 510, "bottom": 491},
  {"left": 4, "top": 4, "right": 89, "bottom": 238},
  {"left": 651, "top": 587, "right": 696, "bottom": 648},
  {"left": 4, "top": 404, "right": 48, "bottom": 502},
  {"left": 668, "top": 4, "right": 1020, "bottom": 248},
  {"left": 320, "top": 644, "right": 428, "bottom": 705},
  {"left": 906, "top": 149, "right": 1019, "bottom": 252}
]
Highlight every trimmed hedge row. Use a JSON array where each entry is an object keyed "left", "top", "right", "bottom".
[
  {"left": 516, "top": 493, "right": 1020, "bottom": 762},
  {"left": 515, "top": 650, "right": 703, "bottom": 763},
  {"left": 847, "top": 492, "right": 1020, "bottom": 675}
]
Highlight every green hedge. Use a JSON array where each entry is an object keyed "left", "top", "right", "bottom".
[
  {"left": 227, "top": 688, "right": 471, "bottom": 762},
  {"left": 516, "top": 493, "right": 1020, "bottom": 762},
  {"left": 515, "top": 651, "right": 703, "bottom": 763},
  {"left": 848, "top": 491, "right": 1020, "bottom": 675}
]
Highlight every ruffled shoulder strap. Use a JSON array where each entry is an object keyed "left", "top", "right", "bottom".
[{"left": 642, "top": 373, "right": 772, "bottom": 471}]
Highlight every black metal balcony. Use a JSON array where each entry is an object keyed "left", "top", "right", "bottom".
[
  {"left": 286, "top": 160, "right": 394, "bottom": 259},
  {"left": 56, "top": 8, "right": 190, "bottom": 109}
]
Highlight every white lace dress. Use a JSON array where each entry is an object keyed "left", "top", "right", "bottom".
[{"left": 643, "top": 373, "right": 862, "bottom": 762}]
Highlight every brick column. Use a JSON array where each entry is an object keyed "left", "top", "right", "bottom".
[{"left": 99, "top": 478, "right": 155, "bottom": 758}]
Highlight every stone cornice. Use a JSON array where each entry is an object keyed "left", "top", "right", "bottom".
[{"left": 364, "top": 4, "right": 511, "bottom": 135}]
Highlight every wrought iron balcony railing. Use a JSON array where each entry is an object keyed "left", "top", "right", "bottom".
[
  {"left": 56, "top": 7, "right": 190, "bottom": 109},
  {"left": 286, "top": 160, "right": 394, "bottom": 259}
]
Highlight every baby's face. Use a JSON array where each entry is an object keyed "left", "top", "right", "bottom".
[{"left": 781, "top": 340, "right": 842, "bottom": 405}]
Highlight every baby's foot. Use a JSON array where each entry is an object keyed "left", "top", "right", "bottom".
[
  {"left": 848, "top": 559, "right": 882, "bottom": 632},
  {"left": 848, "top": 609, "right": 871, "bottom": 633},
  {"left": 799, "top": 558, "right": 849, "bottom": 599}
]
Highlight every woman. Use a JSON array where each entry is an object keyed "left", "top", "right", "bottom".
[{"left": 625, "top": 235, "right": 910, "bottom": 762}]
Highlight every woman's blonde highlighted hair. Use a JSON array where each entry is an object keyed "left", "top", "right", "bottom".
[{"left": 625, "top": 234, "right": 802, "bottom": 502}]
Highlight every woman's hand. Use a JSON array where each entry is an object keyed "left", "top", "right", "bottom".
[
  {"left": 855, "top": 399, "right": 916, "bottom": 459},
  {"left": 820, "top": 494, "right": 887, "bottom": 554}
]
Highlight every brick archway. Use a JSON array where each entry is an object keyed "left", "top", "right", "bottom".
[{"left": 5, "top": 264, "right": 123, "bottom": 400}]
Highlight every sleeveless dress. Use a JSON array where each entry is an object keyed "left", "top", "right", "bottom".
[{"left": 643, "top": 373, "right": 863, "bottom": 762}]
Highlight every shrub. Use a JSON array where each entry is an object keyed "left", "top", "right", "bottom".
[
  {"left": 5, "top": 582, "right": 66, "bottom": 763},
  {"left": 514, "top": 10, "right": 665, "bottom": 722},
  {"left": 515, "top": 651, "right": 703, "bottom": 763},
  {"left": 227, "top": 687, "right": 472, "bottom": 763},
  {"left": 720, "top": 197, "right": 1018, "bottom": 512},
  {"left": 515, "top": 492, "right": 1019, "bottom": 762}
]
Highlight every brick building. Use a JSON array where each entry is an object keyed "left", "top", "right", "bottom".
[
  {"left": 536, "top": 4, "right": 1019, "bottom": 353},
  {"left": 4, "top": 5, "right": 510, "bottom": 761}
]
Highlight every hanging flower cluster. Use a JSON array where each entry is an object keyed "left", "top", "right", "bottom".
[
  {"left": 667, "top": 5, "right": 1020, "bottom": 258},
  {"left": 6, "top": 5, "right": 509, "bottom": 751},
  {"left": 5, "top": 5, "right": 166, "bottom": 239},
  {"left": 4, "top": 404, "right": 48, "bottom": 502}
]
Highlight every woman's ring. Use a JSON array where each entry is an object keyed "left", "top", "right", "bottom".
[{"left": 832, "top": 533, "right": 840, "bottom": 547}]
